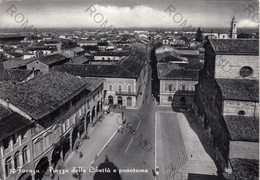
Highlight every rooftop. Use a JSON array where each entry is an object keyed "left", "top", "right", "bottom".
[
  {"left": 55, "top": 49, "right": 146, "bottom": 79},
  {"left": 224, "top": 115, "right": 259, "bottom": 141},
  {"left": 93, "top": 51, "right": 129, "bottom": 57},
  {"left": 69, "top": 56, "right": 89, "bottom": 64},
  {"left": 54, "top": 64, "right": 134, "bottom": 78},
  {"left": 68, "top": 47, "right": 85, "bottom": 53},
  {"left": 3, "top": 58, "right": 35, "bottom": 69},
  {"left": 4, "top": 51, "right": 23, "bottom": 58},
  {"left": 0, "top": 71, "right": 92, "bottom": 119},
  {"left": 0, "top": 69, "right": 33, "bottom": 82},
  {"left": 209, "top": 39, "right": 259, "bottom": 55},
  {"left": 159, "top": 54, "right": 187, "bottom": 63},
  {"left": 0, "top": 104, "right": 31, "bottom": 141},
  {"left": 216, "top": 79, "right": 259, "bottom": 102},
  {"left": 230, "top": 158, "right": 259, "bottom": 180},
  {"left": 0, "top": 34, "right": 26, "bottom": 39},
  {"left": 157, "top": 62, "right": 199, "bottom": 80},
  {"left": 37, "top": 53, "right": 69, "bottom": 65}
]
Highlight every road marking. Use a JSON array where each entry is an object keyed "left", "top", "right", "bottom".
[
  {"left": 155, "top": 112, "right": 159, "bottom": 180},
  {"left": 124, "top": 134, "right": 134, "bottom": 153},
  {"left": 124, "top": 112, "right": 142, "bottom": 153},
  {"left": 88, "top": 125, "right": 121, "bottom": 169},
  {"left": 97, "top": 126, "right": 120, "bottom": 156},
  {"left": 155, "top": 112, "right": 157, "bottom": 167}
]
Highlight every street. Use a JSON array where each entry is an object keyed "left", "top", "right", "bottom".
[{"left": 59, "top": 41, "right": 217, "bottom": 180}]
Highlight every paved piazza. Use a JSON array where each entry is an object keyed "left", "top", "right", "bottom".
[{"left": 155, "top": 112, "right": 217, "bottom": 180}]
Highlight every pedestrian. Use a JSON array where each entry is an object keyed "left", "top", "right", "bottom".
[{"left": 79, "top": 152, "right": 83, "bottom": 158}]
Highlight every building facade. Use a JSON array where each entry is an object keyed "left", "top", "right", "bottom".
[
  {"left": 157, "top": 62, "right": 199, "bottom": 105},
  {"left": 194, "top": 39, "right": 259, "bottom": 178},
  {"left": 0, "top": 71, "right": 104, "bottom": 180},
  {"left": 55, "top": 44, "right": 148, "bottom": 108}
]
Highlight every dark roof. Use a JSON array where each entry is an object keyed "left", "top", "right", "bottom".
[
  {"left": 224, "top": 115, "right": 259, "bottom": 141},
  {"left": 93, "top": 51, "right": 129, "bottom": 57},
  {"left": 3, "top": 58, "right": 35, "bottom": 69},
  {"left": 54, "top": 64, "right": 135, "bottom": 78},
  {"left": 37, "top": 54, "right": 69, "bottom": 65},
  {"left": 0, "top": 105, "right": 12, "bottom": 121},
  {"left": 0, "top": 71, "right": 91, "bottom": 119},
  {"left": 230, "top": 158, "right": 259, "bottom": 180},
  {"left": 119, "top": 51, "right": 146, "bottom": 77},
  {"left": 216, "top": 79, "right": 259, "bottom": 101},
  {"left": 4, "top": 51, "right": 23, "bottom": 58},
  {"left": 187, "top": 173, "right": 218, "bottom": 180},
  {"left": 68, "top": 47, "right": 85, "bottom": 53},
  {"left": 0, "top": 69, "right": 33, "bottom": 82},
  {"left": 26, "top": 45, "right": 51, "bottom": 51},
  {"left": 0, "top": 34, "right": 26, "bottom": 39},
  {"left": 98, "top": 41, "right": 109, "bottom": 46},
  {"left": 158, "top": 63, "right": 199, "bottom": 80},
  {"left": 82, "top": 45, "right": 98, "bottom": 51},
  {"left": 69, "top": 56, "right": 89, "bottom": 64},
  {"left": 55, "top": 50, "right": 146, "bottom": 79},
  {"left": 0, "top": 105, "right": 31, "bottom": 141},
  {"left": 159, "top": 54, "right": 187, "bottom": 62},
  {"left": 209, "top": 39, "right": 259, "bottom": 55}
]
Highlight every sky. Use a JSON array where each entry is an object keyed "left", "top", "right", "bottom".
[{"left": 0, "top": 0, "right": 259, "bottom": 29}]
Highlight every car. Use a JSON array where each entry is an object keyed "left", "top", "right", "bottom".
[{"left": 155, "top": 165, "right": 159, "bottom": 176}]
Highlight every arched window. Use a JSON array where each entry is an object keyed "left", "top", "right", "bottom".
[
  {"left": 14, "top": 151, "right": 20, "bottom": 169},
  {"left": 238, "top": 110, "right": 245, "bottom": 116},
  {"left": 118, "top": 85, "right": 122, "bottom": 91},
  {"left": 109, "top": 84, "right": 113, "bottom": 91},
  {"left": 181, "top": 84, "right": 186, "bottom": 91},
  {"left": 5, "top": 157, "right": 12, "bottom": 177},
  {"left": 240, "top": 66, "right": 253, "bottom": 77},
  {"left": 168, "top": 96, "right": 173, "bottom": 102},
  {"left": 168, "top": 84, "right": 173, "bottom": 91}
]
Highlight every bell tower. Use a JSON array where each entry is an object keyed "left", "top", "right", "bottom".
[{"left": 230, "top": 16, "right": 237, "bottom": 39}]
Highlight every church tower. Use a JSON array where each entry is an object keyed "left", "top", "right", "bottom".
[{"left": 230, "top": 16, "right": 237, "bottom": 39}]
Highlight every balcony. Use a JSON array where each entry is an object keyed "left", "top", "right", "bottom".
[{"left": 115, "top": 91, "right": 137, "bottom": 96}]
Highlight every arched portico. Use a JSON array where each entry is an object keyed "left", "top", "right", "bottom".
[{"left": 35, "top": 157, "right": 49, "bottom": 180}]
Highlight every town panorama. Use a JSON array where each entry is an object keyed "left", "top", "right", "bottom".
[{"left": 0, "top": 0, "right": 259, "bottom": 180}]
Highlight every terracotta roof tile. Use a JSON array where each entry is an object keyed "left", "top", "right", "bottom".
[
  {"left": 209, "top": 39, "right": 259, "bottom": 55},
  {"left": 216, "top": 79, "right": 259, "bottom": 101},
  {"left": 224, "top": 115, "right": 259, "bottom": 141},
  {"left": 0, "top": 71, "right": 91, "bottom": 119},
  {"left": 0, "top": 105, "right": 31, "bottom": 140},
  {"left": 230, "top": 158, "right": 259, "bottom": 180}
]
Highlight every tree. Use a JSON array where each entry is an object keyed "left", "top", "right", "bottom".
[
  {"left": 237, "top": 33, "right": 252, "bottom": 39},
  {"left": 195, "top": 28, "right": 203, "bottom": 42}
]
